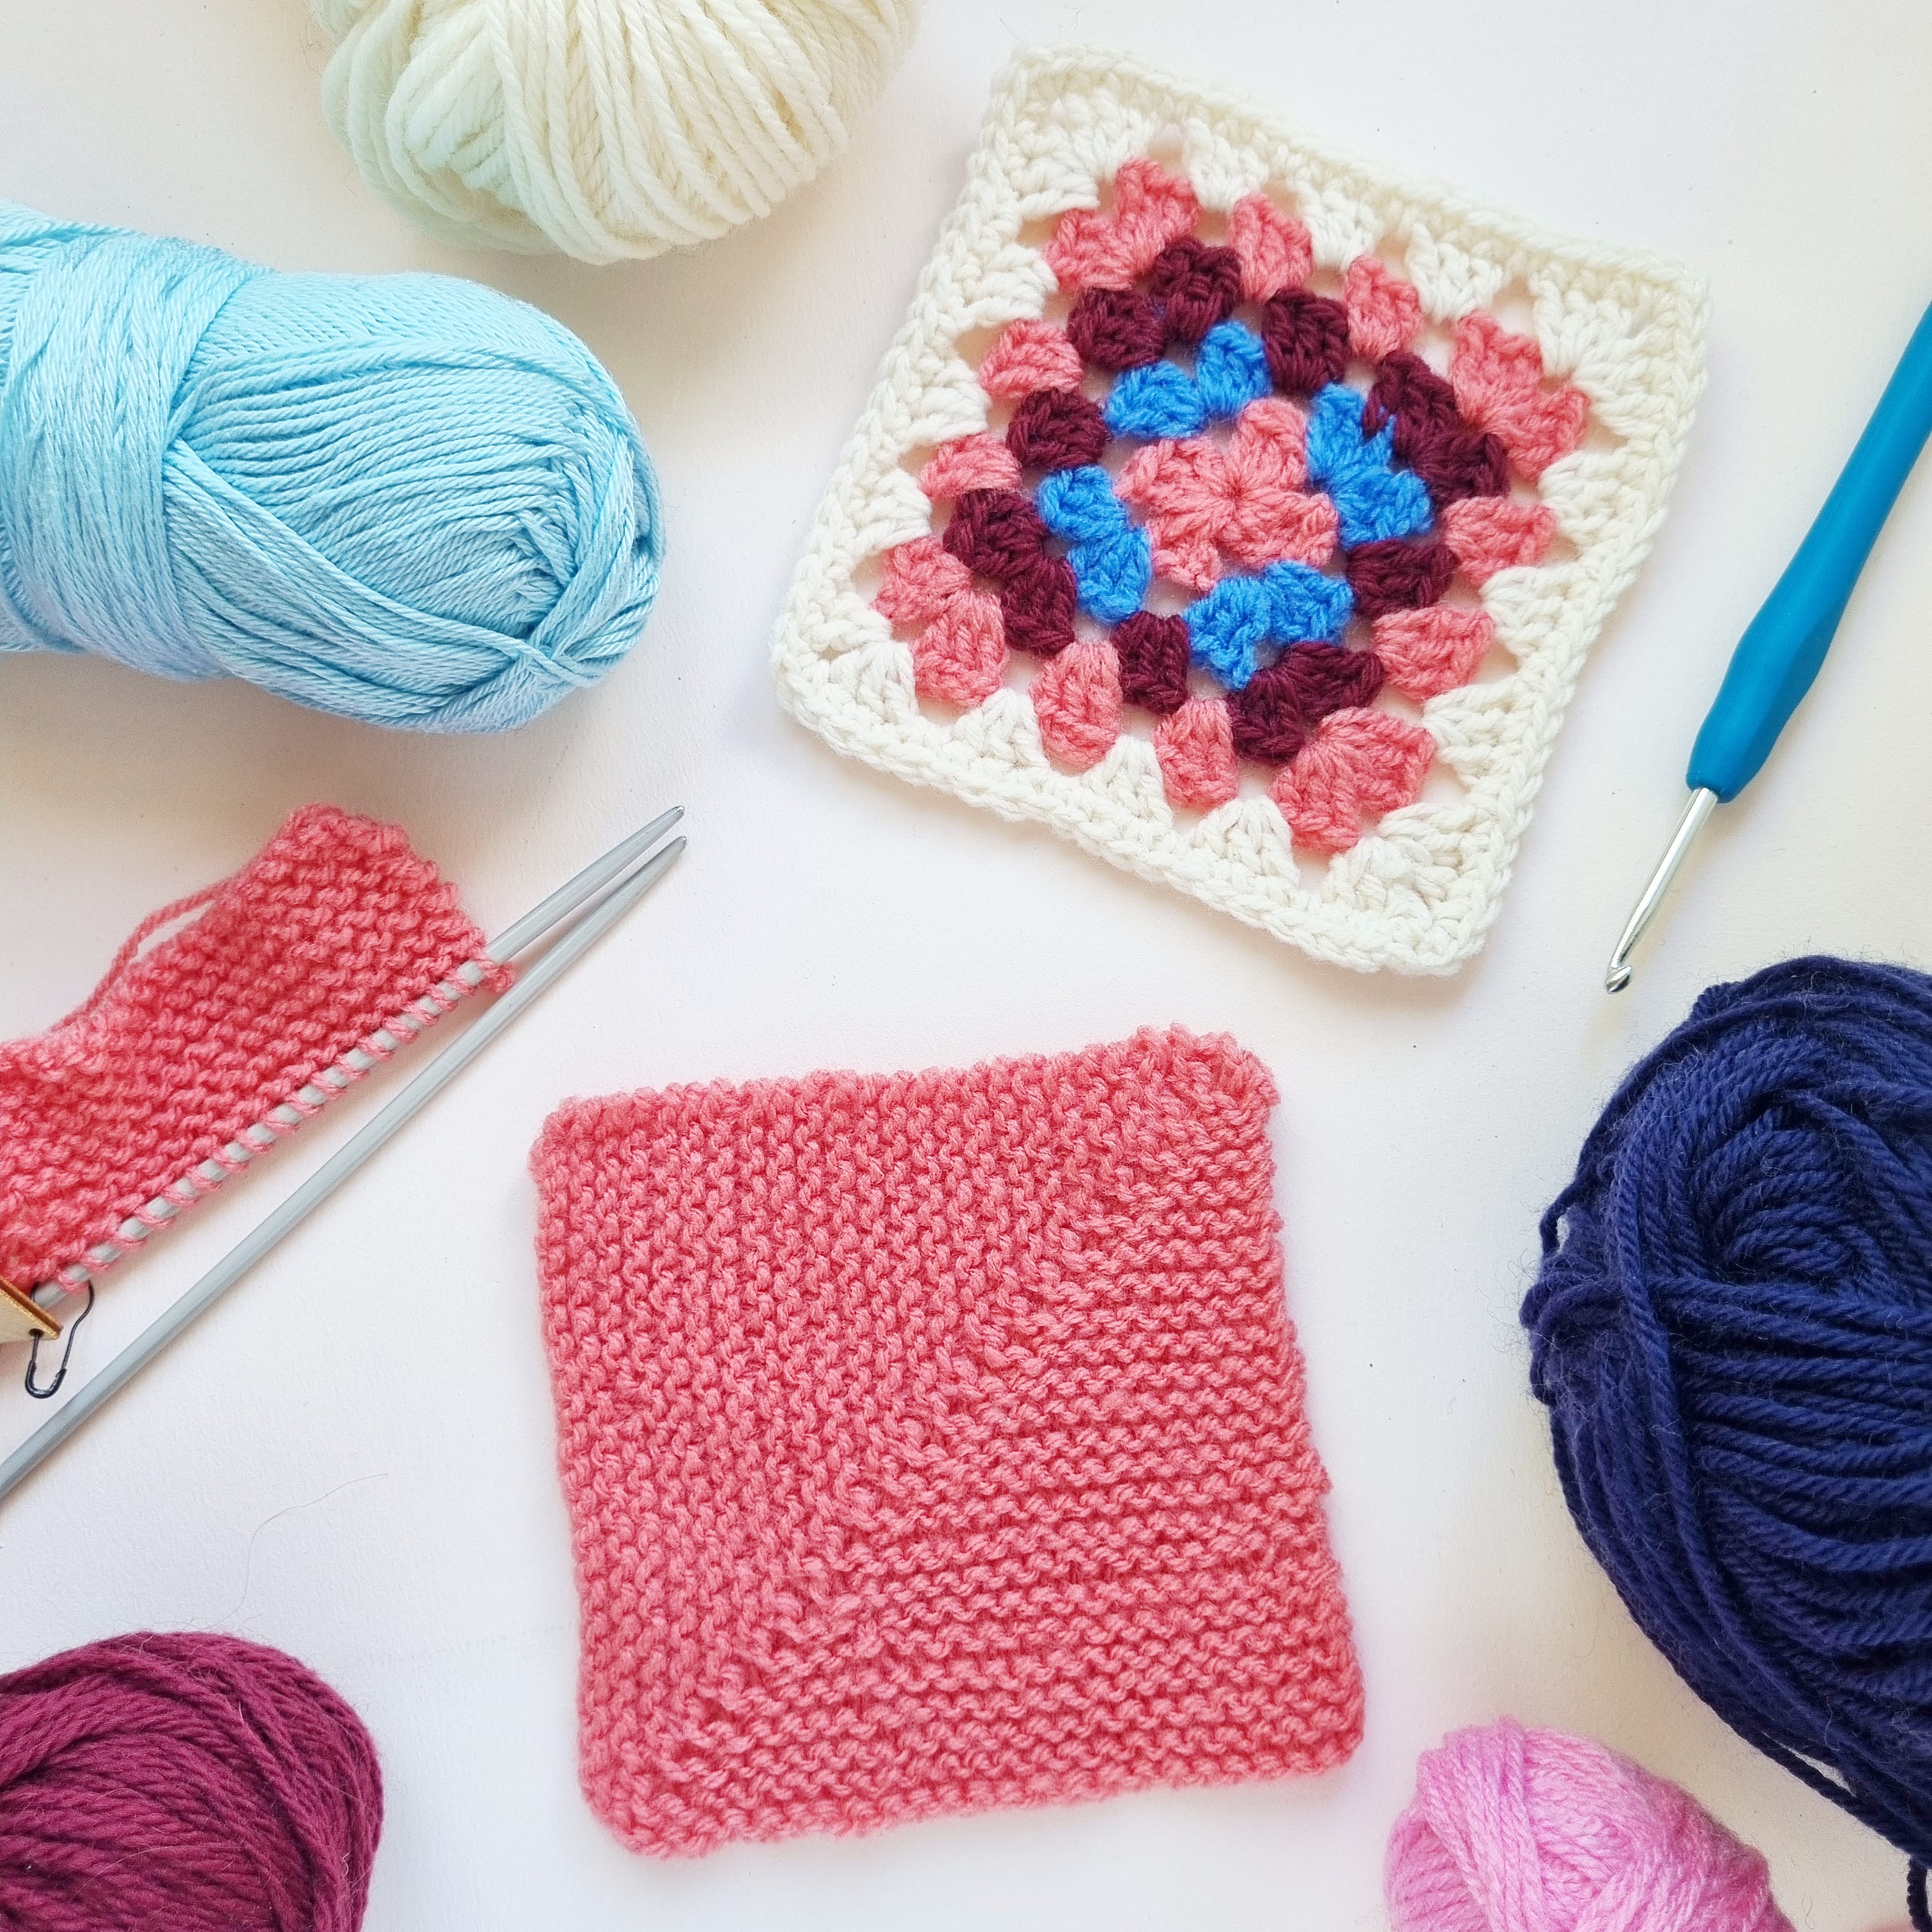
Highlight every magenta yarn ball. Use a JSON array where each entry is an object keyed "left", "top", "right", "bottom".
[
  {"left": 1386, "top": 1719, "right": 1790, "bottom": 1932},
  {"left": 0, "top": 1630, "right": 383, "bottom": 1931}
]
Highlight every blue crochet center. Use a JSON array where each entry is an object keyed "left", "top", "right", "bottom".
[{"left": 1033, "top": 321, "right": 1435, "bottom": 693}]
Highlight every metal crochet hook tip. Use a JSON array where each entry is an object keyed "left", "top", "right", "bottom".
[
  {"left": 1604, "top": 788, "right": 1718, "bottom": 993},
  {"left": 1603, "top": 307, "right": 1932, "bottom": 995}
]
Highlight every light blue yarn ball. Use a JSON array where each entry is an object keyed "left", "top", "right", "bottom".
[{"left": 0, "top": 205, "right": 662, "bottom": 732}]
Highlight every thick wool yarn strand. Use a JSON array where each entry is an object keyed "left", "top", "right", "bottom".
[
  {"left": 1524, "top": 956, "right": 1932, "bottom": 1919},
  {"left": 316, "top": 0, "right": 920, "bottom": 263},
  {"left": 0, "top": 1632, "right": 383, "bottom": 1931},
  {"left": 0, "top": 204, "right": 661, "bottom": 730},
  {"left": 1385, "top": 1720, "right": 1791, "bottom": 1932}
]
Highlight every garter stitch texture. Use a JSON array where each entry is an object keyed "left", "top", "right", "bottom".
[
  {"left": 532, "top": 1028, "right": 1361, "bottom": 1853},
  {"left": 770, "top": 49, "right": 1709, "bottom": 973},
  {"left": 0, "top": 805, "right": 505, "bottom": 1294}
]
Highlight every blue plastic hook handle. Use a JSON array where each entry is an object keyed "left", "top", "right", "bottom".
[{"left": 1688, "top": 302, "right": 1932, "bottom": 801}]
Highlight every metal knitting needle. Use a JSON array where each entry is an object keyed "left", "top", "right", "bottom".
[
  {"left": 1606, "top": 300, "right": 1932, "bottom": 993},
  {"left": 11, "top": 803, "right": 686, "bottom": 1323},
  {"left": 488, "top": 805, "right": 681, "bottom": 960},
  {"left": 0, "top": 816, "right": 686, "bottom": 1507}
]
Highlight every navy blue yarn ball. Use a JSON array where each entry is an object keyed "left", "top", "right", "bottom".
[{"left": 1524, "top": 955, "right": 1932, "bottom": 1898}]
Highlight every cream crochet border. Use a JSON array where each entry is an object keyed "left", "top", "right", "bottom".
[{"left": 770, "top": 47, "right": 1708, "bottom": 973}]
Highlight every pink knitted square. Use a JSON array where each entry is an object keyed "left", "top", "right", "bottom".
[
  {"left": 533, "top": 1027, "right": 1363, "bottom": 1855},
  {"left": 0, "top": 804, "right": 504, "bottom": 1293}
]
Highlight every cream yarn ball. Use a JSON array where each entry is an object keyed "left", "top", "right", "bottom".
[{"left": 315, "top": 0, "right": 920, "bottom": 263}]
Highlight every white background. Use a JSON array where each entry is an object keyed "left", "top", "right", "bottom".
[{"left": 3, "top": 3, "right": 1930, "bottom": 1928}]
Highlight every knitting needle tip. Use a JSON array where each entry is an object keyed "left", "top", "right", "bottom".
[
  {"left": 1604, "top": 788, "right": 1719, "bottom": 993},
  {"left": 487, "top": 806, "right": 683, "bottom": 963}
]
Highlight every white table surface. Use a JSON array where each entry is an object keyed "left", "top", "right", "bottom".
[{"left": 4, "top": 4, "right": 1930, "bottom": 1927}]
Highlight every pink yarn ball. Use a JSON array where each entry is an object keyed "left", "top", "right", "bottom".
[{"left": 1386, "top": 1719, "right": 1791, "bottom": 1932}]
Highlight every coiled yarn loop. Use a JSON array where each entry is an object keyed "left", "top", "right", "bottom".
[
  {"left": 0, "top": 1630, "right": 383, "bottom": 1930},
  {"left": 315, "top": 0, "right": 921, "bottom": 263},
  {"left": 1524, "top": 956, "right": 1932, "bottom": 1910},
  {"left": 0, "top": 204, "right": 661, "bottom": 730}
]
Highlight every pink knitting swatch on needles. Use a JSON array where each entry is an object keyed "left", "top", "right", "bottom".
[
  {"left": 771, "top": 50, "right": 1710, "bottom": 974},
  {"left": 0, "top": 804, "right": 506, "bottom": 1294},
  {"left": 532, "top": 1029, "right": 1363, "bottom": 1855}
]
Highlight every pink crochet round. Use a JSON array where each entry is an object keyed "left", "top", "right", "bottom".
[
  {"left": 1386, "top": 1719, "right": 1793, "bottom": 1932},
  {"left": 0, "top": 804, "right": 503, "bottom": 1291},
  {"left": 532, "top": 1027, "right": 1363, "bottom": 1855}
]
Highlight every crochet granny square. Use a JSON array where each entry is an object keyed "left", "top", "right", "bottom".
[
  {"left": 0, "top": 804, "right": 504, "bottom": 1296},
  {"left": 772, "top": 48, "right": 1707, "bottom": 972},
  {"left": 533, "top": 1028, "right": 1361, "bottom": 1854}
]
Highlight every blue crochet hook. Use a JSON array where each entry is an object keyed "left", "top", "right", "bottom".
[{"left": 1606, "top": 301, "right": 1932, "bottom": 992}]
